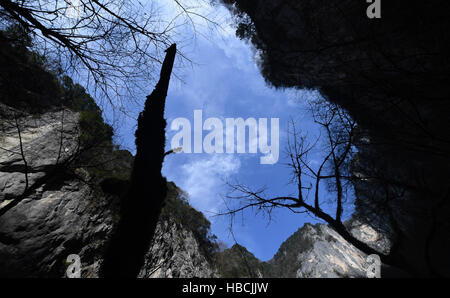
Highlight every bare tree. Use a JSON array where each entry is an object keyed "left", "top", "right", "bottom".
[
  {"left": 219, "top": 0, "right": 450, "bottom": 277},
  {"left": 0, "top": 0, "right": 218, "bottom": 109},
  {"left": 221, "top": 100, "right": 400, "bottom": 266}
]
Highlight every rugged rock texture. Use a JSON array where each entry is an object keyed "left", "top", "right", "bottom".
[
  {"left": 0, "top": 105, "right": 116, "bottom": 277},
  {"left": 291, "top": 224, "right": 374, "bottom": 278},
  {"left": 216, "top": 220, "right": 395, "bottom": 278},
  {"left": 0, "top": 106, "right": 217, "bottom": 278},
  {"left": 139, "top": 219, "right": 217, "bottom": 278},
  {"left": 0, "top": 105, "right": 79, "bottom": 203},
  {"left": 281, "top": 221, "right": 389, "bottom": 278},
  {"left": 284, "top": 220, "right": 412, "bottom": 278}
]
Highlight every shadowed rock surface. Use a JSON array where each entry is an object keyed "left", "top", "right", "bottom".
[
  {"left": 139, "top": 218, "right": 218, "bottom": 278},
  {"left": 0, "top": 105, "right": 217, "bottom": 278},
  {"left": 221, "top": 0, "right": 450, "bottom": 277},
  {"left": 215, "top": 219, "right": 399, "bottom": 278}
]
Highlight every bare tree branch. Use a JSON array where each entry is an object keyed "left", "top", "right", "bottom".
[{"left": 0, "top": 0, "right": 219, "bottom": 111}]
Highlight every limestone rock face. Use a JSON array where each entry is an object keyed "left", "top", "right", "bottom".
[
  {"left": 0, "top": 177, "right": 117, "bottom": 277},
  {"left": 0, "top": 106, "right": 216, "bottom": 278},
  {"left": 215, "top": 219, "right": 394, "bottom": 278},
  {"left": 139, "top": 219, "right": 217, "bottom": 278},
  {"left": 261, "top": 220, "right": 391, "bottom": 278},
  {"left": 0, "top": 106, "right": 116, "bottom": 277},
  {"left": 293, "top": 222, "right": 387, "bottom": 278},
  {"left": 0, "top": 105, "right": 80, "bottom": 204}
]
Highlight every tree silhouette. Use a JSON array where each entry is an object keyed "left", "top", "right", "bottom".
[
  {"left": 222, "top": 100, "right": 414, "bottom": 274},
  {"left": 0, "top": 0, "right": 217, "bottom": 107},
  {"left": 100, "top": 43, "right": 177, "bottom": 278}
]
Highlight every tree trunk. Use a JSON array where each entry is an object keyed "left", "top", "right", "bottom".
[{"left": 100, "top": 44, "right": 177, "bottom": 278}]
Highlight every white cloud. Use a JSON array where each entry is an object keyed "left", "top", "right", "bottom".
[{"left": 175, "top": 154, "right": 241, "bottom": 215}]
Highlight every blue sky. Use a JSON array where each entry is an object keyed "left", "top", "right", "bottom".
[{"left": 105, "top": 2, "right": 355, "bottom": 261}]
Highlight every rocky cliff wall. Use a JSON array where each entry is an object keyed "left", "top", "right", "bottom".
[
  {"left": 269, "top": 220, "right": 394, "bottom": 278},
  {"left": 0, "top": 105, "right": 216, "bottom": 278},
  {"left": 139, "top": 219, "right": 217, "bottom": 278},
  {"left": 216, "top": 219, "right": 399, "bottom": 278}
]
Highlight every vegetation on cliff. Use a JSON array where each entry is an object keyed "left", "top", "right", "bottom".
[
  {"left": 214, "top": 243, "right": 265, "bottom": 278},
  {"left": 0, "top": 26, "right": 220, "bottom": 275}
]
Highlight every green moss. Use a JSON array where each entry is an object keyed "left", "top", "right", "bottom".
[
  {"left": 78, "top": 110, "right": 113, "bottom": 146},
  {"left": 160, "top": 182, "right": 219, "bottom": 261}
]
